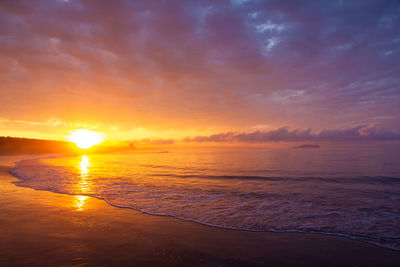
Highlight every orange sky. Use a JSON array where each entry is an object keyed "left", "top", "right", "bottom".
[{"left": 1, "top": 0, "right": 400, "bottom": 145}]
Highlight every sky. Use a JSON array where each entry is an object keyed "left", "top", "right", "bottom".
[{"left": 1, "top": 0, "right": 400, "bottom": 144}]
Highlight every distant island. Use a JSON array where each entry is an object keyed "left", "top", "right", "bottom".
[{"left": 292, "top": 144, "right": 320, "bottom": 149}]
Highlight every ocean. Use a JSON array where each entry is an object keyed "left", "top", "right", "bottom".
[{"left": 9, "top": 144, "right": 400, "bottom": 250}]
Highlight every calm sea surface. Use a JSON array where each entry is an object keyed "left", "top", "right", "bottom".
[{"left": 9, "top": 145, "right": 400, "bottom": 250}]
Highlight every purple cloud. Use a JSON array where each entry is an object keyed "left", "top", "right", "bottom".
[
  {"left": 183, "top": 125, "right": 400, "bottom": 143},
  {"left": 0, "top": 0, "right": 399, "bottom": 134},
  {"left": 134, "top": 138, "right": 175, "bottom": 145}
]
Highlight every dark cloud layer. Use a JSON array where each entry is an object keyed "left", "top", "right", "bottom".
[
  {"left": 0, "top": 0, "right": 400, "bottom": 135},
  {"left": 184, "top": 125, "right": 400, "bottom": 143}
]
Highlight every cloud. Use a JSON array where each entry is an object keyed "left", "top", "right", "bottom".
[
  {"left": 183, "top": 125, "right": 400, "bottom": 143},
  {"left": 133, "top": 138, "right": 175, "bottom": 145},
  {"left": 0, "top": 0, "right": 399, "bottom": 135},
  {"left": 0, "top": 117, "right": 64, "bottom": 128}
]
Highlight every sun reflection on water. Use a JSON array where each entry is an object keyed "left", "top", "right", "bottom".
[
  {"left": 79, "top": 155, "right": 90, "bottom": 179},
  {"left": 73, "top": 155, "right": 92, "bottom": 210}
]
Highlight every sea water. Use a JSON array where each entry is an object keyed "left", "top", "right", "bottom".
[{"left": 9, "top": 144, "right": 400, "bottom": 250}]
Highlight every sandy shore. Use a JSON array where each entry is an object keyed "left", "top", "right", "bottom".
[{"left": 0, "top": 156, "right": 399, "bottom": 266}]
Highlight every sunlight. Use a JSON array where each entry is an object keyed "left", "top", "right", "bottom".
[
  {"left": 77, "top": 155, "right": 91, "bottom": 192},
  {"left": 79, "top": 155, "right": 90, "bottom": 178},
  {"left": 74, "top": 195, "right": 88, "bottom": 211},
  {"left": 68, "top": 129, "right": 102, "bottom": 149},
  {"left": 72, "top": 155, "right": 92, "bottom": 210}
]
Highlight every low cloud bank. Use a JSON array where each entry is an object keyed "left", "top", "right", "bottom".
[
  {"left": 132, "top": 138, "right": 175, "bottom": 145},
  {"left": 183, "top": 125, "right": 400, "bottom": 143}
]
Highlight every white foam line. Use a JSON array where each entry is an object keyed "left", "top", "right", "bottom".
[{"left": 7, "top": 158, "right": 400, "bottom": 252}]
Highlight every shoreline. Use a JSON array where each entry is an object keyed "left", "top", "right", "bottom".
[
  {"left": 8, "top": 154, "right": 399, "bottom": 252},
  {"left": 1, "top": 156, "right": 400, "bottom": 266}
]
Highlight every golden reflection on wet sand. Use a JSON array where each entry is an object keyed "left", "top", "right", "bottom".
[{"left": 74, "top": 195, "right": 89, "bottom": 211}]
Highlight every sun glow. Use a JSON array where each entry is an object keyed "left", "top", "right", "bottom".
[{"left": 68, "top": 129, "right": 102, "bottom": 149}]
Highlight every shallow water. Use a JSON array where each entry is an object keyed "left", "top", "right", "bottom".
[{"left": 9, "top": 145, "right": 400, "bottom": 250}]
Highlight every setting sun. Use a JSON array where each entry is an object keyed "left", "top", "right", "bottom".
[{"left": 68, "top": 129, "right": 102, "bottom": 149}]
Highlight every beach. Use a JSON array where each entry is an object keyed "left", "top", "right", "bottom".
[
  {"left": 1, "top": 1, "right": 399, "bottom": 265},
  {"left": 0, "top": 155, "right": 399, "bottom": 266}
]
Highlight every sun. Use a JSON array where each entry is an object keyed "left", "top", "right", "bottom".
[{"left": 68, "top": 129, "right": 102, "bottom": 149}]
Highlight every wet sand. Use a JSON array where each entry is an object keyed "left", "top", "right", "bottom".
[{"left": 0, "top": 157, "right": 399, "bottom": 266}]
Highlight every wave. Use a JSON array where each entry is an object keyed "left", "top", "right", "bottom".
[
  {"left": 8, "top": 154, "right": 400, "bottom": 251},
  {"left": 148, "top": 173, "right": 400, "bottom": 185}
]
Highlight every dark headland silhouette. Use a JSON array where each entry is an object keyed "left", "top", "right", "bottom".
[
  {"left": 0, "top": 136, "right": 76, "bottom": 155},
  {"left": 0, "top": 136, "right": 131, "bottom": 155}
]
